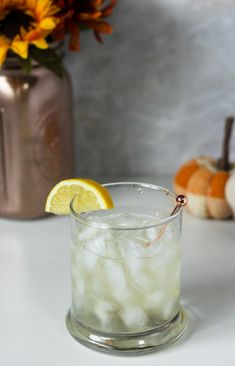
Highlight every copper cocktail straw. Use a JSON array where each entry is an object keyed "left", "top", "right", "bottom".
[{"left": 154, "top": 194, "right": 188, "bottom": 241}]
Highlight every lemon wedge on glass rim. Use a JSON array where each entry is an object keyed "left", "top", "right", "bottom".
[{"left": 45, "top": 178, "right": 114, "bottom": 215}]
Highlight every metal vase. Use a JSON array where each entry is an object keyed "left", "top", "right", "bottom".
[{"left": 0, "top": 59, "right": 74, "bottom": 219}]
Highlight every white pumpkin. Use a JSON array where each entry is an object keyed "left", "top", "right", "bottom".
[{"left": 225, "top": 171, "right": 235, "bottom": 219}]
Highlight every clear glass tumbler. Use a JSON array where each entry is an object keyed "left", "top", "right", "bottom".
[{"left": 66, "top": 182, "right": 187, "bottom": 354}]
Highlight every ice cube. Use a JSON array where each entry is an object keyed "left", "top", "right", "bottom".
[
  {"left": 162, "top": 226, "right": 173, "bottom": 241},
  {"left": 144, "top": 291, "right": 167, "bottom": 324},
  {"left": 71, "top": 248, "right": 85, "bottom": 280},
  {"left": 160, "top": 265, "right": 180, "bottom": 302},
  {"left": 145, "top": 290, "right": 165, "bottom": 310},
  {"left": 83, "top": 232, "right": 121, "bottom": 260},
  {"left": 104, "top": 262, "right": 131, "bottom": 302},
  {"left": 105, "top": 262, "right": 127, "bottom": 287},
  {"left": 126, "top": 255, "right": 154, "bottom": 292},
  {"left": 85, "top": 236, "right": 107, "bottom": 256},
  {"left": 145, "top": 225, "right": 175, "bottom": 245},
  {"left": 83, "top": 249, "right": 99, "bottom": 271},
  {"left": 146, "top": 227, "right": 158, "bottom": 241},
  {"left": 161, "top": 298, "right": 178, "bottom": 320},
  {"left": 83, "top": 233, "right": 125, "bottom": 260},
  {"left": 146, "top": 226, "right": 174, "bottom": 244},
  {"left": 126, "top": 255, "right": 143, "bottom": 276},
  {"left": 74, "top": 278, "right": 85, "bottom": 297},
  {"left": 127, "top": 238, "right": 165, "bottom": 258},
  {"left": 134, "top": 273, "right": 155, "bottom": 292},
  {"left": 106, "top": 242, "right": 125, "bottom": 259},
  {"left": 77, "top": 226, "right": 99, "bottom": 242},
  {"left": 72, "top": 302, "right": 80, "bottom": 317},
  {"left": 119, "top": 304, "right": 149, "bottom": 330},
  {"left": 147, "top": 245, "right": 177, "bottom": 277},
  {"left": 80, "top": 210, "right": 134, "bottom": 228},
  {"left": 95, "top": 299, "right": 119, "bottom": 327},
  {"left": 72, "top": 292, "right": 84, "bottom": 316},
  {"left": 113, "top": 212, "right": 142, "bottom": 227}
]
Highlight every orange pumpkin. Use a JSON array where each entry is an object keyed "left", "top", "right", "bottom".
[{"left": 174, "top": 117, "right": 234, "bottom": 219}]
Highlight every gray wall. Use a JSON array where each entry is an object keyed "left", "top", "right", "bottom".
[{"left": 65, "top": 0, "right": 235, "bottom": 178}]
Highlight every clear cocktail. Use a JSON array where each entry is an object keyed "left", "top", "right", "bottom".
[{"left": 67, "top": 183, "right": 187, "bottom": 353}]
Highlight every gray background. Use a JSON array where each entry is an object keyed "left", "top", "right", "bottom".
[{"left": 65, "top": 0, "right": 235, "bottom": 178}]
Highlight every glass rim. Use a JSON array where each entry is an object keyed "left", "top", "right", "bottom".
[{"left": 70, "top": 182, "right": 182, "bottom": 230}]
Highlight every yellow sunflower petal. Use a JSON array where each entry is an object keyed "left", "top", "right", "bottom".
[
  {"left": 31, "top": 38, "right": 49, "bottom": 49},
  {"left": 0, "top": 47, "right": 9, "bottom": 66},
  {"left": 36, "top": 0, "right": 57, "bottom": 16},
  {"left": 24, "top": 0, "right": 59, "bottom": 19},
  {"left": 39, "top": 17, "right": 58, "bottom": 30},
  {"left": 22, "top": 27, "right": 41, "bottom": 41},
  {"left": 11, "top": 37, "right": 29, "bottom": 59},
  {"left": 0, "top": 37, "right": 10, "bottom": 66}
]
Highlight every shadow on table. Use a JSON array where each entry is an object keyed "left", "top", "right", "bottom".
[{"left": 181, "top": 278, "right": 234, "bottom": 337}]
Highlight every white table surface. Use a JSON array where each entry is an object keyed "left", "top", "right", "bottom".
[{"left": 0, "top": 178, "right": 235, "bottom": 366}]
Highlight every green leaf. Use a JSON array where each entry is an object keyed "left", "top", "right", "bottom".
[
  {"left": 18, "top": 56, "right": 33, "bottom": 74},
  {"left": 29, "top": 47, "right": 64, "bottom": 79}
]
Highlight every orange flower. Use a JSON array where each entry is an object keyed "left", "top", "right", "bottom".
[
  {"left": 53, "top": 0, "right": 116, "bottom": 51},
  {"left": 0, "top": 0, "right": 59, "bottom": 65}
]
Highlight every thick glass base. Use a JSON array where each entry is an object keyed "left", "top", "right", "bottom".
[{"left": 66, "top": 308, "right": 187, "bottom": 355}]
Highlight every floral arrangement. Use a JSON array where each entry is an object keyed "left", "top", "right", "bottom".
[{"left": 0, "top": 0, "right": 116, "bottom": 76}]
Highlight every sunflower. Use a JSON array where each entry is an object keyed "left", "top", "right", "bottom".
[
  {"left": 0, "top": 0, "right": 59, "bottom": 65},
  {"left": 53, "top": 0, "right": 116, "bottom": 51}
]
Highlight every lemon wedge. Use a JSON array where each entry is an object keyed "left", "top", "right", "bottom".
[{"left": 45, "top": 178, "right": 114, "bottom": 215}]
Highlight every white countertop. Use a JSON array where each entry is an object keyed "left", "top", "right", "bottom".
[{"left": 0, "top": 178, "right": 235, "bottom": 366}]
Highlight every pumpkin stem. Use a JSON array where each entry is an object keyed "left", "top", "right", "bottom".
[{"left": 218, "top": 116, "right": 234, "bottom": 171}]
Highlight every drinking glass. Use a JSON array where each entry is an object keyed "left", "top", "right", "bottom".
[{"left": 66, "top": 182, "right": 187, "bottom": 354}]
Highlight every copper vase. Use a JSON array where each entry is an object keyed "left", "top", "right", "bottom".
[{"left": 0, "top": 58, "right": 74, "bottom": 219}]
